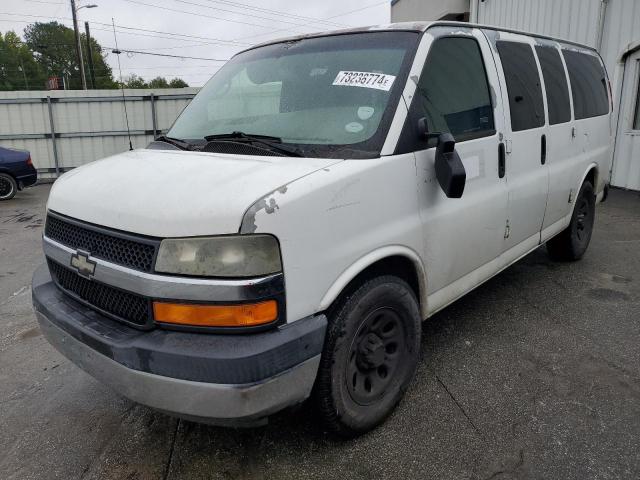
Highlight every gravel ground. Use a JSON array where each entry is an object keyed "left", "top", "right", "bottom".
[{"left": 1, "top": 184, "right": 639, "bottom": 480}]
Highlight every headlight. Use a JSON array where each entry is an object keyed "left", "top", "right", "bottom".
[{"left": 155, "top": 235, "right": 282, "bottom": 277}]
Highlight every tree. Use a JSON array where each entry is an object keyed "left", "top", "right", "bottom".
[
  {"left": 0, "top": 31, "right": 47, "bottom": 90},
  {"left": 168, "top": 78, "right": 189, "bottom": 88},
  {"left": 148, "top": 76, "right": 169, "bottom": 88},
  {"left": 122, "top": 74, "right": 147, "bottom": 88},
  {"left": 24, "top": 21, "right": 117, "bottom": 89}
]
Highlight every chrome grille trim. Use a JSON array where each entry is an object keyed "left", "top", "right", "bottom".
[{"left": 43, "top": 235, "right": 284, "bottom": 302}]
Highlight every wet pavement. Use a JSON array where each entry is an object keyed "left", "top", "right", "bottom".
[{"left": 1, "top": 184, "right": 639, "bottom": 479}]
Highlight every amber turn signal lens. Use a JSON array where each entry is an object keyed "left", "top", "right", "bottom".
[{"left": 153, "top": 300, "right": 278, "bottom": 327}]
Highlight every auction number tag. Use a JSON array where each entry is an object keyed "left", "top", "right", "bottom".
[{"left": 332, "top": 71, "right": 396, "bottom": 91}]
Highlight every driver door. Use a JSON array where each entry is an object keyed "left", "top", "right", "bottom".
[{"left": 401, "top": 27, "right": 509, "bottom": 314}]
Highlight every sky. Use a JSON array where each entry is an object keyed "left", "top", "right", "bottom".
[{"left": 0, "top": 0, "right": 391, "bottom": 87}]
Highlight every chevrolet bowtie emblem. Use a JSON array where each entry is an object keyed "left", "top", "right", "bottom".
[{"left": 70, "top": 250, "right": 97, "bottom": 279}]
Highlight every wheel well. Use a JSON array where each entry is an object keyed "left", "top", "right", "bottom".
[
  {"left": 0, "top": 169, "right": 17, "bottom": 180},
  {"left": 585, "top": 167, "right": 597, "bottom": 189},
  {"left": 0, "top": 169, "right": 18, "bottom": 188},
  {"left": 328, "top": 255, "right": 422, "bottom": 314}
]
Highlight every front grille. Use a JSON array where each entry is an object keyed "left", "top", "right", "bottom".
[
  {"left": 45, "top": 213, "right": 158, "bottom": 273},
  {"left": 48, "top": 259, "right": 151, "bottom": 327}
]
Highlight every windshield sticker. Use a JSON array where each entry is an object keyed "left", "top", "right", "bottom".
[
  {"left": 357, "top": 106, "right": 375, "bottom": 120},
  {"left": 310, "top": 67, "right": 328, "bottom": 77},
  {"left": 332, "top": 71, "right": 396, "bottom": 91},
  {"left": 345, "top": 122, "right": 364, "bottom": 133}
]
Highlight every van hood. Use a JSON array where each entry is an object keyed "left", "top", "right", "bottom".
[{"left": 47, "top": 149, "right": 341, "bottom": 237}]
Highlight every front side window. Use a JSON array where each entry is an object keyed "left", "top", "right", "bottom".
[
  {"left": 414, "top": 37, "right": 495, "bottom": 143},
  {"left": 535, "top": 45, "right": 571, "bottom": 125},
  {"left": 167, "top": 32, "right": 419, "bottom": 158},
  {"left": 497, "top": 41, "right": 545, "bottom": 131},
  {"left": 563, "top": 49, "right": 609, "bottom": 120}
]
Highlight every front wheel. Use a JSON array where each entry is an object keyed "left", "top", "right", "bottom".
[
  {"left": 547, "top": 180, "right": 596, "bottom": 261},
  {"left": 314, "top": 275, "right": 421, "bottom": 437},
  {"left": 0, "top": 173, "right": 17, "bottom": 201}
]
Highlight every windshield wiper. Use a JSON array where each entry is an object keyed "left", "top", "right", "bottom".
[
  {"left": 154, "top": 135, "right": 194, "bottom": 151},
  {"left": 204, "top": 131, "right": 303, "bottom": 157}
]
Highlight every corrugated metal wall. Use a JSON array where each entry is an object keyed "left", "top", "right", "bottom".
[
  {"left": 599, "top": 0, "right": 640, "bottom": 72},
  {"left": 474, "top": 0, "right": 603, "bottom": 48},
  {"left": 0, "top": 88, "right": 198, "bottom": 178}
]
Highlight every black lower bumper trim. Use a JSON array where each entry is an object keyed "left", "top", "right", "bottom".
[{"left": 32, "top": 263, "right": 327, "bottom": 384}]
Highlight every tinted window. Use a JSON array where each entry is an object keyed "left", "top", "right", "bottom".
[
  {"left": 563, "top": 50, "right": 609, "bottom": 119},
  {"left": 497, "top": 41, "right": 545, "bottom": 131},
  {"left": 414, "top": 37, "right": 494, "bottom": 143},
  {"left": 535, "top": 45, "right": 571, "bottom": 124}
]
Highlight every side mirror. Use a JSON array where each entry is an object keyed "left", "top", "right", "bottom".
[{"left": 435, "top": 133, "right": 466, "bottom": 198}]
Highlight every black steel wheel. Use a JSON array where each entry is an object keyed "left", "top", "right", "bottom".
[
  {"left": 0, "top": 173, "right": 17, "bottom": 201},
  {"left": 547, "top": 180, "right": 596, "bottom": 261},
  {"left": 314, "top": 275, "right": 421, "bottom": 437},
  {"left": 346, "top": 307, "right": 407, "bottom": 406}
]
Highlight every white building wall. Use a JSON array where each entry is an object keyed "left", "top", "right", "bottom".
[
  {"left": 391, "top": 0, "right": 469, "bottom": 22},
  {"left": 473, "top": 0, "right": 604, "bottom": 48}
]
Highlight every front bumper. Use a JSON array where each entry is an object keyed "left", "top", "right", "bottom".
[{"left": 32, "top": 264, "right": 327, "bottom": 425}]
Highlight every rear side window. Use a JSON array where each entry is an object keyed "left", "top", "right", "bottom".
[
  {"left": 535, "top": 45, "right": 571, "bottom": 124},
  {"left": 563, "top": 50, "right": 609, "bottom": 119},
  {"left": 414, "top": 37, "right": 495, "bottom": 142},
  {"left": 497, "top": 41, "right": 545, "bottom": 131}
]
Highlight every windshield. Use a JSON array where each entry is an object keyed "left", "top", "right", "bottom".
[{"left": 167, "top": 31, "right": 419, "bottom": 158}]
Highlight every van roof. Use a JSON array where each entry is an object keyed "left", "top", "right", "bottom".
[{"left": 243, "top": 21, "right": 597, "bottom": 54}]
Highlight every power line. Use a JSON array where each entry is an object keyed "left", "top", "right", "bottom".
[
  {"left": 122, "top": 0, "right": 305, "bottom": 35},
  {"left": 0, "top": 19, "right": 233, "bottom": 58},
  {"left": 172, "top": 0, "right": 333, "bottom": 31},
  {"left": 0, "top": 12, "right": 250, "bottom": 47},
  {"left": 22, "top": 0, "right": 64, "bottom": 5},
  {"left": 235, "top": 0, "right": 390, "bottom": 41},
  {"left": 88, "top": 24, "right": 247, "bottom": 49},
  {"left": 102, "top": 46, "right": 228, "bottom": 61},
  {"left": 192, "top": 0, "right": 350, "bottom": 28},
  {"left": 88, "top": 20, "right": 250, "bottom": 46}
]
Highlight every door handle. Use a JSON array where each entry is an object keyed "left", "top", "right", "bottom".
[
  {"left": 498, "top": 142, "right": 506, "bottom": 178},
  {"left": 541, "top": 134, "right": 547, "bottom": 165}
]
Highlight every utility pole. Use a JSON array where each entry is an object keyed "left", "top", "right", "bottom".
[
  {"left": 18, "top": 61, "right": 28, "bottom": 90},
  {"left": 84, "top": 22, "right": 96, "bottom": 89},
  {"left": 70, "top": 0, "right": 87, "bottom": 89}
]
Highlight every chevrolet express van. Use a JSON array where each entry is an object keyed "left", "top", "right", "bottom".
[{"left": 32, "top": 22, "right": 612, "bottom": 437}]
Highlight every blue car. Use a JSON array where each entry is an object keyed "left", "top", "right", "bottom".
[{"left": 0, "top": 146, "right": 37, "bottom": 200}]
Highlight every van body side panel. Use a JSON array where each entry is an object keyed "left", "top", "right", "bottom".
[
  {"left": 411, "top": 27, "right": 509, "bottom": 314},
  {"left": 488, "top": 32, "right": 550, "bottom": 251},
  {"left": 245, "top": 153, "right": 424, "bottom": 324},
  {"left": 562, "top": 48, "right": 613, "bottom": 198},
  {"left": 537, "top": 41, "right": 580, "bottom": 231}
]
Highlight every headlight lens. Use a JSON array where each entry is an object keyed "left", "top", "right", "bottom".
[{"left": 155, "top": 235, "right": 282, "bottom": 277}]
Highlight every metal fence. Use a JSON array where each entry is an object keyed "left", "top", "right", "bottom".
[{"left": 0, "top": 88, "right": 199, "bottom": 179}]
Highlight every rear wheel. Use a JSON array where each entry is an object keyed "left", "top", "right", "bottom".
[
  {"left": 314, "top": 275, "right": 421, "bottom": 437},
  {"left": 547, "top": 180, "right": 595, "bottom": 261},
  {"left": 0, "top": 173, "right": 17, "bottom": 201}
]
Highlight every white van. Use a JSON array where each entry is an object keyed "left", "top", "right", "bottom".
[{"left": 33, "top": 22, "right": 612, "bottom": 437}]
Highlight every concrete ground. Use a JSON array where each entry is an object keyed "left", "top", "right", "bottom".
[{"left": 1, "top": 184, "right": 639, "bottom": 480}]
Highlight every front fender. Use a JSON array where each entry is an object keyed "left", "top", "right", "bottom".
[{"left": 318, "top": 245, "right": 428, "bottom": 319}]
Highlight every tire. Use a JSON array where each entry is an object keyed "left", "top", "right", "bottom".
[
  {"left": 547, "top": 180, "right": 596, "bottom": 261},
  {"left": 314, "top": 275, "right": 421, "bottom": 437},
  {"left": 0, "top": 173, "right": 18, "bottom": 201}
]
